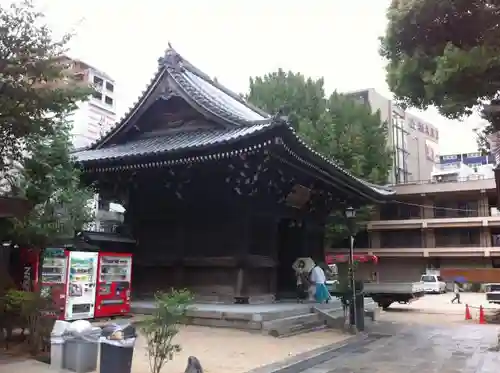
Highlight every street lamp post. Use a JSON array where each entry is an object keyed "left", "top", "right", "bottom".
[{"left": 345, "top": 206, "right": 357, "bottom": 331}]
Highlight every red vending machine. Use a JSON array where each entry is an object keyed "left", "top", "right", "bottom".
[
  {"left": 95, "top": 252, "right": 132, "bottom": 318},
  {"left": 18, "top": 247, "right": 98, "bottom": 320},
  {"left": 18, "top": 247, "right": 69, "bottom": 319}
]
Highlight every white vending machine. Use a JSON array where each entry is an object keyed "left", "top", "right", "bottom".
[{"left": 64, "top": 251, "right": 99, "bottom": 321}]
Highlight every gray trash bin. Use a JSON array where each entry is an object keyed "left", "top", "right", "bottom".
[
  {"left": 63, "top": 325, "right": 102, "bottom": 373},
  {"left": 50, "top": 320, "right": 70, "bottom": 371},
  {"left": 99, "top": 323, "right": 137, "bottom": 373}
]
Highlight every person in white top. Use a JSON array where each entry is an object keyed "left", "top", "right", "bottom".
[{"left": 309, "top": 262, "right": 331, "bottom": 303}]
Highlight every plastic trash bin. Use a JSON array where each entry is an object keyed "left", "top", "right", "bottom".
[
  {"left": 99, "top": 323, "right": 137, "bottom": 373},
  {"left": 50, "top": 320, "right": 70, "bottom": 371},
  {"left": 63, "top": 321, "right": 102, "bottom": 373}
]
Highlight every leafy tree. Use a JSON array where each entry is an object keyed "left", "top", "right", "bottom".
[
  {"left": 248, "top": 69, "right": 326, "bottom": 130},
  {"left": 380, "top": 0, "right": 500, "bottom": 150},
  {"left": 0, "top": 0, "right": 94, "bottom": 246},
  {"left": 6, "top": 121, "right": 94, "bottom": 247},
  {"left": 0, "top": 0, "right": 90, "bottom": 174},
  {"left": 247, "top": 71, "right": 392, "bottom": 245},
  {"left": 2, "top": 121, "right": 94, "bottom": 355}
]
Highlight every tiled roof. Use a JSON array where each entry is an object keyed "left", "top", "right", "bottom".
[
  {"left": 90, "top": 47, "right": 269, "bottom": 150},
  {"left": 74, "top": 123, "right": 273, "bottom": 163},
  {"left": 75, "top": 45, "right": 394, "bottom": 201}
]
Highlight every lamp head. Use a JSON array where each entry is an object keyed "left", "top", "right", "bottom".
[{"left": 345, "top": 206, "right": 356, "bottom": 218}]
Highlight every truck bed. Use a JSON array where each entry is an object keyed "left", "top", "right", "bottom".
[{"left": 363, "top": 281, "right": 425, "bottom": 295}]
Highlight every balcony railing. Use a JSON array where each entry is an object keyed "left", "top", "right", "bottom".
[
  {"left": 391, "top": 175, "right": 493, "bottom": 186},
  {"left": 333, "top": 246, "right": 500, "bottom": 257}
]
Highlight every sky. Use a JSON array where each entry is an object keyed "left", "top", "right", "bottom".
[{"left": 32, "top": 0, "right": 484, "bottom": 155}]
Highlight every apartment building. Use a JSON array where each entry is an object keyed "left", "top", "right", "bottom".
[
  {"left": 63, "top": 57, "right": 118, "bottom": 149},
  {"left": 355, "top": 174, "right": 500, "bottom": 282},
  {"left": 62, "top": 57, "right": 123, "bottom": 230},
  {"left": 345, "top": 89, "right": 440, "bottom": 184}
]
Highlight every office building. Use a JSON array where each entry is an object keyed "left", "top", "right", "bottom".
[
  {"left": 345, "top": 89, "right": 440, "bottom": 184},
  {"left": 346, "top": 175, "right": 500, "bottom": 282}
]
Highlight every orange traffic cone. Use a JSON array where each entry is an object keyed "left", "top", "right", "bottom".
[
  {"left": 479, "top": 305, "right": 486, "bottom": 324},
  {"left": 465, "top": 304, "right": 472, "bottom": 320}
]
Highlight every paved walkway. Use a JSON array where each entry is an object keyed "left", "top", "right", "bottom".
[
  {"left": 2, "top": 322, "right": 500, "bottom": 373},
  {"left": 301, "top": 323, "right": 500, "bottom": 373}
]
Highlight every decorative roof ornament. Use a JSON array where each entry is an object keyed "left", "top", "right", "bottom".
[
  {"left": 159, "top": 43, "right": 184, "bottom": 72},
  {"left": 271, "top": 107, "right": 289, "bottom": 125}
]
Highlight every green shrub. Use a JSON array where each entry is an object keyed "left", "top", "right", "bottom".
[{"left": 140, "top": 289, "right": 193, "bottom": 373}]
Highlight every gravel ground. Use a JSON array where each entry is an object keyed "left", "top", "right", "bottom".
[{"left": 126, "top": 325, "right": 349, "bottom": 373}]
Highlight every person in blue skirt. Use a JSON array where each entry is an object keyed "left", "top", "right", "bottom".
[{"left": 310, "top": 262, "right": 331, "bottom": 303}]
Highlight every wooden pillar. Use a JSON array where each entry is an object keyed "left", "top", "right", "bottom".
[
  {"left": 174, "top": 216, "right": 186, "bottom": 288},
  {"left": 269, "top": 216, "right": 278, "bottom": 296},
  {"left": 235, "top": 208, "right": 251, "bottom": 298}
]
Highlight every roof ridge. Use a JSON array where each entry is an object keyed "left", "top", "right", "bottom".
[
  {"left": 162, "top": 45, "right": 270, "bottom": 119},
  {"left": 90, "top": 44, "right": 272, "bottom": 149}
]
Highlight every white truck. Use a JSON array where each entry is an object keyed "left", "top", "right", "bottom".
[
  {"left": 363, "top": 282, "right": 426, "bottom": 310},
  {"left": 485, "top": 283, "right": 500, "bottom": 304}
]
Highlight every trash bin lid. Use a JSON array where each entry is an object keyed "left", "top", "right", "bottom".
[
  {"left": 68, "top": 320, "right": 92, "bottom": 334},
  {"left": 51, "top": 320, "right": 71, "bottom": 337}
]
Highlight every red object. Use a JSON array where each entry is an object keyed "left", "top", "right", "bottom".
[
  {"left": 18, "top": 248, "right": 40, "bottom": 292},
  {"left": 19, "top": 247, "right": 67, "bottom": 320},
  {"left": 94, "top": 252, "right": 133, "bottom": 318},
  {"left": 18, "top": 247, "right": 133, "bottom": 321},
  {"left": 465, "top": 304, "right": 472, "bottom": 320},
  {"left": 325, "top": 254, "right": 379, "bottom": 265},
  {"left": 479, "top": 305, "right": 486, "bottom": 324}
]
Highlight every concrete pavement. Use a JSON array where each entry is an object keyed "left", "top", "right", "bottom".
[
  {"left": 299, "top": 324, "right": 500, "bottom": 373},
  {"left": 3, "top": 321, "right": 500, "bottom": 373}
]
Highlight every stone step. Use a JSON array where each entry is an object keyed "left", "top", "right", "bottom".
[{"left": 263, "top": 312, "right": 324, "bottom": 337}]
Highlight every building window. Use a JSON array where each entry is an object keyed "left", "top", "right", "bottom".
[
  {"left": 417, "top": 122, "right": 423, "bottom": 131},
  {"left": 435, "top": 130, "right": 439, "bottom": 140},
  {"left": 380, "top": 230, "right": 422, "bottom": 248},
  {"left": 434, "top": 200, "right": 479, "bottom": 218},
  {"left": 93, "top": 76, "right": 104, "bottom": 86},
  {"left": 408, "top": 119, "right": 416, "bottom": 129},
  {"left": 92, "top": 91, "right": 102, "bottom": 100},
  {"left": 435, "top": 228, "right": 480, "bottom": 247},
  {"left": 105, "top": 82, "right": 114, "bottom": 92},
  {"left": 105, "top": 96, "right": 113, "bottom": 106},
  {"left": 430, "top": 128, "right": 434, "bottom": 138}
]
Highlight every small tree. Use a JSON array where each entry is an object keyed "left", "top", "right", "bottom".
[{"left": 141, "top": 290, "right": 193, "bottom": 373}]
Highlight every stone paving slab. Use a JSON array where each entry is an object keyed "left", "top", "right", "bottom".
[
  {"left": 300, "top": 323, "right": 500, "bottom": 373},
  {"left": 0, "top": 359, "right": 53, "bottom": 373}
]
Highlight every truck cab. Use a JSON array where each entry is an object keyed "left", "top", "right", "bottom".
[{"left": 420, "top": 274, "right": 446, "bottom": 294}]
